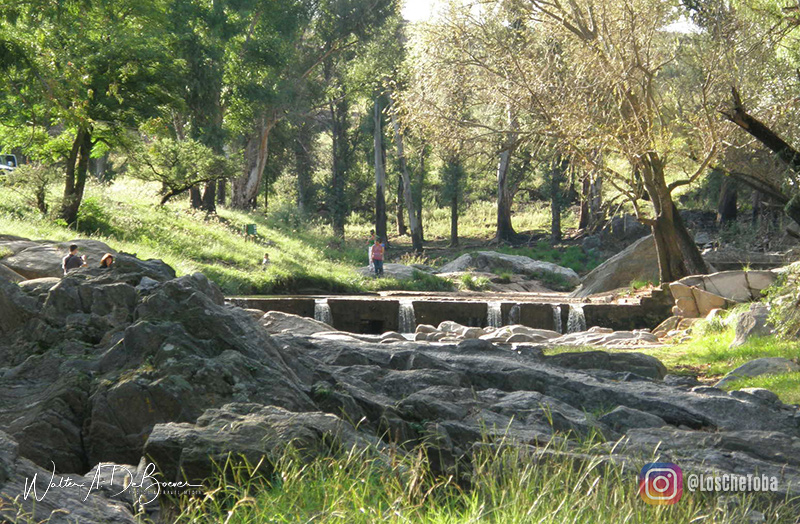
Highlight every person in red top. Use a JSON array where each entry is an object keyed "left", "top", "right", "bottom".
[{"left": 371, "top": 238, "right": 385, "bottom": 276}]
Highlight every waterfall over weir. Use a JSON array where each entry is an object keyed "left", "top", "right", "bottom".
[
  {"left": 508, "top": 304, "right": 521, "bottom": 325},
  {"left": 398, "top": 299, "right": 417, "bottom": 333},
  {"left": 552, "top": 305, "right": 562, "bottom": 334},
  {"left": 487, "top": 301, "right": 503, "bottom": 328},
  {"left": 567, "top": 304, "right": 586, "bottom": 333},
  {"left": 314, "top": 299, "right": 333, "bottom": 325}
]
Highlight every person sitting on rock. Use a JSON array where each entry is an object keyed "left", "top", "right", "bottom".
[
  {"left": 99, "top": 253, "right": 114, "bottom": 268},
  {"left": 62, "top": 244, "right": 87, "bottom": 275}
]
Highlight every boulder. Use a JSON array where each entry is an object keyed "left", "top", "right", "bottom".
[
  {"left": 544, "top": 350, "right": 668, "bottom": 380},
  {"left": 0, "top": 263, "right": 24, "bottom": 283},
  {"left": 1, "top": 239, "right": 117, "bottom": 279},
  {"left": 18, "top": 277, "right": 61, "bottom": 296},
  {"left": 0, "top": 276, "right": 37, "bottom": 335},
  {"left": 715, "top": 357, "right": 800, "bottom": 388},
  {"left": 356, "top": 263, "right": 419, "bottom": 280},
  {"left": 144, "top": 403, "right": 379, "bottom": 483},
  {"left": 260, "top": 310, "right": 335, "bottom": 335},
  {"left": 438, "top": 252, "right": 580, "bottom": 289},
  {"left": 571, "top": 235, "right": 659, "bottom": 298},
  {"left": 0, "top": 431, "right": 137, "bottom": 524},
  {"left": 599, "top": 406, "right": 667, "bottom": 432},
  {"left": 669, "top": 270, "right": 778, "bottom": 318},
  {"left": 730, "top": 303, "right": 773, "bottom": 348}
]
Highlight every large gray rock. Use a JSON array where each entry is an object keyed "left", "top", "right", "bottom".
[
  {"left": 599, "top": 406, "right": 667, "bottom": 432},
  {"left": 439, "top": 251, "right": 580, "bottom": 289},
  {"left": 1, "top": 239, "right": 117, "bottom": 279},
  {"left": 544, "top": 350, "right": 668, "bottom": 380},
  {"left": 356, "top": 263, "right": 419, "bottom": 280},
  {"left": 0, "top": 263, "right": 24, "bottom": 283},
  {"left": 669, "top": 270, "right": 778, "bottom": 318},
  {"left": 715, "top": 357, "right": 800, "bottom": 388},
  {"left": 144, "top": 403, "right": 380, "bottom": 483},
  {"left": 571, "top": 235, "right": 658, "bottom": 298},
  {"left": 0, "top": 431, "right": 137, "bottom": 524},
  {"left": 730, "top": 303, "right": 774, "bottom": 348},
  {"left": 260, "top": 310, "right": 335, "bottom": 335},
  {"left": 0, "top": 276, "right": 37, "bottom": 335}
]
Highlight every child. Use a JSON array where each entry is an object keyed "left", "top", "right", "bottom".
[
  {"left": 372, "top": 237, "right": 385, "bottom": 276},
  {"left": 262, "top": 252, "right": 271, "bottom": 266},
  {"left": 368, "top": 230, "right": 376, "bottom": 272}
]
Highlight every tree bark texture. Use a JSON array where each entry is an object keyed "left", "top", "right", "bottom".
[
  {"left": 60, "top": 127, "right": 92, "bottom": 226},
  {"left": 374, "top": 98, "right": 387, "bottom": 243},
  {"left": 390, "top": 101, "right": 423, "bottom": 253}
]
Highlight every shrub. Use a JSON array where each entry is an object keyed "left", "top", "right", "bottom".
[{"left": 76, "top": 197, "right": 120, "bottom": 236}]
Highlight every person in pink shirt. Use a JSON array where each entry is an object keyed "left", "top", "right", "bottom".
[{"left": 371, "top": 238, "right": 385, "bottom": 276}]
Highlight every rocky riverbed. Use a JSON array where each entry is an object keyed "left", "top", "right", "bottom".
[{"left": 1, "top": 256, "right": 798, "bottom": 523}]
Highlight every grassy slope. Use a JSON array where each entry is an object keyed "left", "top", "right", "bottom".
[{"left": 0, "top": 179, "right": 595, "bottom": 294}]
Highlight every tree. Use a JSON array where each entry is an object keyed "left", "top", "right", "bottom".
[
  {"left": 128, "top": 137, "right": 236, "bottom": 205},
  {"left": 0, "top": 0, "right": 177, "bottom": 225}
]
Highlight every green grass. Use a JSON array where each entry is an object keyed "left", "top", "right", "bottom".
[
  {"left": 459, "top": 273, "right": 490, "bottom": 291},
  {"left": 496, "top": 241, "right": 602, "bottom": 275},
  {"left": 0, "top": 178, "right": 598, "bottom": 295},
  {"left": 164, "top": 436, "right": 792, "bottom": 523},
  {"left": 720, "top": 372, "right": 800, "bottom": 405},
  {"left": 544, "top": 314, "right": 800, "bottom": 404}
]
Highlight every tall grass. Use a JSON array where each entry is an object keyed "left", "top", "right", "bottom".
[{"left": 167, "top": 436, "right": 792, "bottom": 523}]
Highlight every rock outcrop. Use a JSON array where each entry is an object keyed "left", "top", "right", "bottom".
[
  {"left": 0, "top": 238, "right": 798, "bottom": 520},
  {"left": 571, "top": 235, "right": 659, "bottom": 298},
  {"left": 438, "top": 251, "right": 580, "bottom": 289},
  {"left": 669, "top": 270, "right": 777, "bottom": 318}
]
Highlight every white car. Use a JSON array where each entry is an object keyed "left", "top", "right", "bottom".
[{"left": 0, "top": 154, "right": 17, "bottom": 171}]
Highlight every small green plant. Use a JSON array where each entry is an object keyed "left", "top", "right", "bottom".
[
  {"left": 459, "top": 273, "right": 490, "bottom": 291},
  {"left": 492, "top": 269, "right": 514, "bottom": 283},
  {"left": 630, "top": 279, "right": 654, "bottom": 291},
  {"left": 398, "top": 251, "right": 431, "bottom": 266},
  {"left": 76, "top": 196, "right": 119, "bottom": 236}
]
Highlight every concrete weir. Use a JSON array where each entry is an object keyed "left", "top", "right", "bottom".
[{"left": 227, "top": 291, "right": 673, "bottom": 335}]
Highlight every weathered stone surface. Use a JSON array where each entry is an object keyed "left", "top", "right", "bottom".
[
  {"left": 599, "top": 406, "right": 667, "bottom": 432},
  {"left": 439, "top": 252, "right": 580, "bottom": 289},
  {"left": 356, "top": 263, "right": 419, "bottom": 279},
  {"left": 0, "top": 263, "right": 24, "bottom": 283},
  {"left": 0, "top": 431, "right": 136, "bottom": 524},
  {"left": 716, "top": 358, "right": 800, "bottom": 388},
  {"left": 0, "top": 276, "right": 37, "bottom": 335},
  {"left": 144, "top": 403, "right": 379, "bottom": 483},
  {"left": 669, "top": 270, "right": 778, "bottom": 318},
  {"left": 18, "top": 276, "right": 61, "bottom": 296},
  {"left": 2, "top": 239, "right": 117, "bottom": 279},
  {"left": 544, "top": 350, "right": 668, "bottom": 380},
  {"left": 571, "top": 235, "right": 658, "bottom": 298},
  {"left": 260, "top": 310, "right": 334, "bottom": 335},
  {"left": 730, "top": 303, "right": 774, "bottom": 348}
]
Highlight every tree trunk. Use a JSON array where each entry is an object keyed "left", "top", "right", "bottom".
[
  {"left": 578, "top": 174, "right": 590, "bottom": 230},
  {"left": 60, "top": 127, "right": 92, "bottom": 226},
  {"left": 330, "top": 97, "right": 349, "bottom": 240},
  {"left": 190, "top": 187, "right": 202, "bottom": 209},
  {"left": 232, "top": 114, "right": 277, "bottom": 209},
  {"left": 450, "top": 191, "right": 459, "bottom": 247},
  {"left": 641, "top": 153, "right": 709, "bottom": 283},
  {"left": 416, "top": 144, "right": 427, "bottom": 242},
  {"left": 717, "top": 177, "right": 737, "bottom": 225},
  {"left": 396, "top": 175, "right": 407, "bottom": 236},
  {"left": 550, "top": 156, "right": 566, "bottom": 244},
  {"left": 201, "top": 181, "right": 216, "bottom": 212},
  {"left": 390, "top": 100, "right": 422, "bottom": 253},
  {"left": 374, "top": 98, "right": 387, "bottom": 243},
  {"left": 495, "top": 147, "right": 516, "bottom": 242},
  {"left": 217, "top": 179, "right": 226, "bottom": 206}
]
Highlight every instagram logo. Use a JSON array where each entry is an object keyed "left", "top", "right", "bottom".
[{"left": 639, "top": 463, "right": 683, "bottom": 505}]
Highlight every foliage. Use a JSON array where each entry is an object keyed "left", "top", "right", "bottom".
[
  {"left": 0, "top": 163, "right": 60, "bottom": 214},
  {"left": 167, "top": 434, "right": 791, "bottom": 523},
  {"left": 458, "top": 273, "right": 490, "bottom": 291},
  {"left": 766, "top": 262, "right": 800, "bottom": 340},
  {"left": 127, "top": 137, "right": 238, "bottom": 204}
]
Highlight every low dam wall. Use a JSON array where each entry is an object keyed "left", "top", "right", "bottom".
[{"left": 227, "top": 291, "right": 673, "bottom": 335}]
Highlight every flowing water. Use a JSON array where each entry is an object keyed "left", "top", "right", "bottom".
[
  {"left": 487, "top": 301, "right": 503, "bottom": 328},
  {"left": 567, "top": 304, "right": 586, "bottom": 333},
  {"left": 398, "top": 299, "right": 417, "bottom": 333},
  {"left": 552, "top": 305, "right": 563, "bottom": 334},
  {"left": 314, "top": 298, "right": 333, "bottom": 325},
  {"left": 508, "top": 303, "right": 521, "bottom": 325}
]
